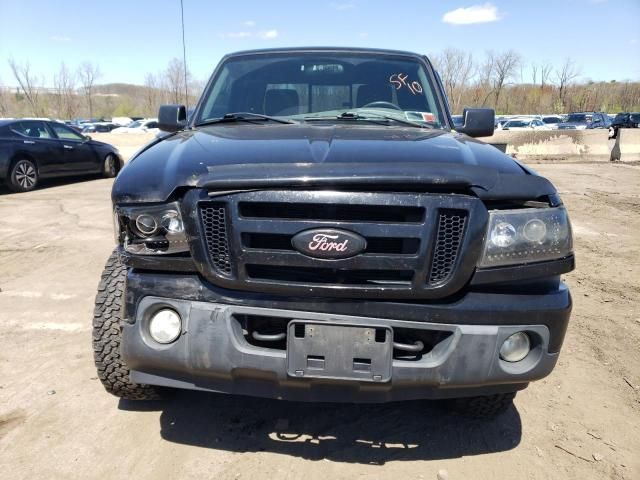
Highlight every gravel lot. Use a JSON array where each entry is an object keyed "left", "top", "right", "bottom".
[{"left": 0, "top": 160, "right": 638, "bottom": 480}]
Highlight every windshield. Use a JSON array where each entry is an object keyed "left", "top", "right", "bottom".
[
  {"left": 543, "top": 117, "right": 560, "bottom": 123},
  {"left": 196, "top": 52, "right": 445, "bottom": 128},
  {"left": 566, "top": 114, "right": 590, "bottom": 124},
  {"left": 127, "top": 120, "right": 142, "bottom": 128}
]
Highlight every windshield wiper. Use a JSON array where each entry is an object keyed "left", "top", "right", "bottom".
[
  {"left": 304, "top": 111, "right": 429, "bottom": 128},
  {"left": 196, "top": 112, "right": 295, "bottom": 126}
]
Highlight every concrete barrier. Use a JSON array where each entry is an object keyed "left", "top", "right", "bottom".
[
  {"left": 478, "top": 130, "right": 611, "bottom": 162},
  {"left": 611, "top": 129, "right": 640, "bottom": 162}
]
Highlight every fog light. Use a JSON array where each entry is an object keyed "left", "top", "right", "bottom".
[
  {"left": 500, "top": 332, "right": 530, "bottom": 362},
  {"left": 148, "top": 309, "right": 182, "bottom": 344}
]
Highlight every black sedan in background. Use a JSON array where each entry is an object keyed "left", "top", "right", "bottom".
[
  {"left": 0, "top": 119, "right": 123, "bottom": 192},
  {"left": 81, "top": 122, "right": 120, "bottom": 134}
]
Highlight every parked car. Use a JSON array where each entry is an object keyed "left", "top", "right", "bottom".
[
  {"left": 92, "top": 47, "right": 574, "bottom": 418},
  {"left": 111, "top": 116, "right": 134, "bottom": 127},
  {"left": 542, "top": 116, "right": 563, "bottom": 129},
  {"left": 0, "top": 119, "right": 123, "bottom": 192},
  {"left": 111, "top": 118, "right": 160, "bottom": 134},
  {"left": 609, "top": 112, "right": 640, "bottom": 138},
  {"left": 501, "top": 118, "right": 550, "bottom": 130},
  {"left": 557, "top": 112, "right": 610, "bottom": 130},
  {"left": 81, "top": 122, "right": 120, "bottom": 133},
  {"left": 495, "top": 117, "right": 510, "bottom": 129}
]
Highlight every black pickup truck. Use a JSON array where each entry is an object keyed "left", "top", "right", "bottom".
[{"left": 93, "top": 47, "right": 574, "bottom": 417}]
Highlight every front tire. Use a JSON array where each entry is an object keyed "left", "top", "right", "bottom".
[
  {"left": 446, "top": 392, "right": 517, "bottom": 418},
  {"left": 92, "top": 250, "right": 161, "bottom": 400},
  {"left": 103, "top": 153, "right": 118, "bottom": 178},
  {"left": 8, "top": 158, "right": 38, "bottom": 192}
]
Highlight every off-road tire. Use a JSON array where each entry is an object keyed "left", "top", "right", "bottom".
[
  {"left": 8, "top": 158, "right": 38, "bottom": 192},
  {"left": 446, "top": 392, "right": 516, "bottom": 418},
  {"left": 92, "top": 249, "right": 161, "bottom": 400}
]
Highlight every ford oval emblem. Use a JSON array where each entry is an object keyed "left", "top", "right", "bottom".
[{"left": 291, "top": 228, "right": 367, "bottom": 259}]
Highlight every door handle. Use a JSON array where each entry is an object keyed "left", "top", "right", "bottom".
[
  {"left": 63, "top": 145, "right": 74, "bottom": 150},
  {"left": 23, "top": 140, "right": 36, "bottom": 144}
]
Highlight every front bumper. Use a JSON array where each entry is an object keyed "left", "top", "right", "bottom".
[{"left": 121, "top": 271, "right": 571, "bottom": 403}]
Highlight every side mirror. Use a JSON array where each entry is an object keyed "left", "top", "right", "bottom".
[
  {"left": 158, "top": 104, "right": 187, "bottom": 132},
  {"left": 83, "top": 135, "right": 92, "bottom": 141},
  {"left": 456, "top": 108, "right": 495, "bottom": 137}
]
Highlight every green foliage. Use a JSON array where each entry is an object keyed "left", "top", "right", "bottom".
[{"left": 112, "top": 97, "right": 134, "bottom": 116}]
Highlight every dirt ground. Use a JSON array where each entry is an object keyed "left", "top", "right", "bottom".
[{"left": 0, "top": 160, "right": 639, "bottom": 480}]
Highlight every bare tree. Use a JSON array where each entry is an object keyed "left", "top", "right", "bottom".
[
  {"left": 8, "top": 58, "right": 43, "bottom": 116},
  {"left": 555, "top": 58, "right": 581, "bottom": 109},
  {"left": 0, "top": 79, "right": 10, "bottom": 117},
  {"left": 491, "top": 50, "right": 521, "bottom": 110},
  {"left": 531, "top": 63, "right": 538, "bottom": 86},
  {"left": 53, "top": 62, "right": 77, "bottom": 119},
  {"left": 164, "top": 58, "right": 191, "bottom": 105},
  {"left": 540, "top": 62, "right": 553, "bottom": 90},
  {"left": 78, "top": 61, "right": 101, "bottom": 117},
  {"left": 143, "top": 73, "right": 160, "bottom": 116},
  {"left": 433, "top": 48, "right": 476, "bottom": 113},
  {"left": 477, "top": 53, "right": 496, "bottom": 106}
]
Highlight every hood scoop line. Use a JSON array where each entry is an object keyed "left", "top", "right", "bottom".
[{"left": 200, "top": 162, "right": 494, "bottom": 192}]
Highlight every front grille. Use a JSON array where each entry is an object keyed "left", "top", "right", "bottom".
[
  {"left": 195, "top": 190, "right": 482, "bottom": 299},
  {"left": 245, "top": 265, "right": 414, "bottom": 285},
  {"left": 239, "top": 202, "right": 424, "bottom": 223},
  {"left": 428, "top": 210, "right": 467, "bottom": 285},
  {"left": 241, "top": 233, "right": 420, "bottom": 255},
  {"left": 200, "top": 204, "right": 232, "bottom": 275}
]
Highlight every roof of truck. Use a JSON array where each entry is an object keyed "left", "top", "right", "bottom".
[{"left": 225, "top": 46, "right": 426, "bottom": 59}]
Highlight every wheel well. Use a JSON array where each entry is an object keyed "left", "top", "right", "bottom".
[{"left": 9, "top": 153, "right": 38, "bottom": 175}]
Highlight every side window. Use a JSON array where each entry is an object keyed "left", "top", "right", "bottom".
[
  {"left": 145, "top": 121, "right": 159, "bottom": 129},
  {"left": 10, "top": 122, "right": 29, "bottom": 136},
  {"left": 49, "top": 122, "right": 84, "bottom": 141},
  {"left": 14, "top": 121, "right": 53, "bottom": 139}
]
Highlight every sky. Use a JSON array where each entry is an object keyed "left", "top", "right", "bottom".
[{"left": 1, "top": 0, "right": 639, "bottom": 87}]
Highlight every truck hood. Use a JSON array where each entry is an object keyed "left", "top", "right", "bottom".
[{"left": 112, "top": 124, "right": 555, "bottom": 203}]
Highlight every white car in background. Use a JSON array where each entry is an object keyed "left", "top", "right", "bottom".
[
  {"left": 111, "top": 118, "right": 159, "bottom": 134},
  {"left": 111, "top": 116, "right": 133, "bottom": 127},
  {"left": 541, "top": 116, "right": 563, "bottom": 129},
  {"left": 501, "top": 118, "right": 551, "bottom": 131}
]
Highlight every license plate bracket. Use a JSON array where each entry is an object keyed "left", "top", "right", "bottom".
[{"left": 286, "top": 321, "right": 393, "bottom": 382}]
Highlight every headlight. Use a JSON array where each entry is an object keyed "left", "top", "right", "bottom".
[
  {"left": 115, "top": 202, "right": 189, "bottom": 255},
  {"left": 479, "top": 206, "right": 572, "bottom": 268}
]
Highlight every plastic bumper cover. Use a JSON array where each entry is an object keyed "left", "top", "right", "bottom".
[{"left": 121, "top": 280, "right": 571, "bottom": 402}]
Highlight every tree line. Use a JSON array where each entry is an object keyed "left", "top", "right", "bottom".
[
  {"left": 0, "top": 57, "right": 202, "bottom": 120},
  {"left": 1, "top": 50, "right": 639, "bottom": 120},
  {"left": 430, "top": 48, "right": 640, "bottom": 114}
]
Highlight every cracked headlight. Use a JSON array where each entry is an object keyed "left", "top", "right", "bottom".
[
  {"left": 115, "top": 202, "right": 189, "bottom": 255},
  {"left": 479, "top": 207, "right": 572, "bottom": 268}
]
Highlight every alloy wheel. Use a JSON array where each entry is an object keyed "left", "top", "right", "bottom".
[{"left": 14, "top": 161, "right": 37, "bottom": 189}]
